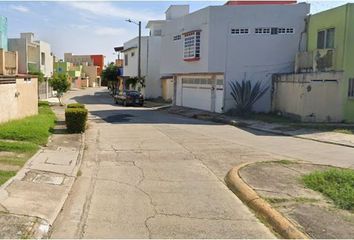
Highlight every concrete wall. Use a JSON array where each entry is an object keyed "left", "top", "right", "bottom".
[
  {"left": 160, "top": 3, "right": 309, "bottom": 113},
  {"left": 209, "top": 3, "right": 310, "bottom": 112},
  {"left": 123, "top": 37, "right": 148, "bottom": 77},
  {"left": 272, "top": 72, "right": 344, "bottom": 122},
  {"left": 160, "top": 7, "right": 210, "bottom": 75},
  {"left": 307, "top": 3, "right": 354, "bottom": 122},
  {"left": 161, "top": 78, "right": 174, "bottom": 101},
  {"left": 8, "top": 38, "right": 27, "bottom": 74},
  {"left": 0, "top": 76, "right": 38, "bottom": 123},
  {"left": 82, "top": 64, "right": 99, "bottom": 87},
  {"left": 0, "top": 49, "right": 18, "bottom": 75},
  {"left": 64, "top": 53, "right": 93, "bottom": 66},
  {"left": 38, "top": 41, "right": 53, "bottom": 77}
]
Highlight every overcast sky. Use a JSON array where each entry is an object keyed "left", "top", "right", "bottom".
[{"left": 0, "top": 1, "right": 350, "bottom": 64}]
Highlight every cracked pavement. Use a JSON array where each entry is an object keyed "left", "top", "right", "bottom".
[{"left": 50, "top": 88, "right": 354, "bottom": 238}]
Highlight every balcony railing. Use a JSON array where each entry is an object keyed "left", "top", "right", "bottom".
[{"left": 295, "top": 48, "right": 335, "bottom": 73}]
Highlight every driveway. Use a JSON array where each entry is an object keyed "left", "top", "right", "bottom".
[{"left": 50, "top": 88, "right": 354, "bottom": 238}]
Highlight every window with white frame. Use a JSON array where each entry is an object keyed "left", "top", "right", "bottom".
[
  {"left": 183, "top": 31, "right": 201, "bottom": 60},
  {"left": 173, "top": 35, "right": 181, "bottom": 41},
  {"left": 317, "top": 28, "right": 335, "bottom": 49},
  {"left": 231, "top": 28, "right": 249, "bottom": 35},
  {"left": 349, "top": 78, "right": 354, "bottom": 98},
  {"left": 278, "top": 28, "right": 295, "bottom": 34},
  {"left": 255, "top": 28, "right": 271, "bottom": 34}
]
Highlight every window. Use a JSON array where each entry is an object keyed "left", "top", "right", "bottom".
[
  {"left": 255, "top": 28, "right": 271, "bottom": 34},
  {"left": 183, "top": 31, "right": 201, "bottom": 61},
  {"left": 348, "top": 78, "right": 354, "bottom": 98},
  {"left": 173, "top": 35, "right": 181, "bottom": 41},
  {"left": 230, "top": 28, "right": 249, "bottom": 35},
  {"left": 41, "top": 52, "right": 45, "bottom": 65},
  {"left": 131, "top": 52, "right": 135, "bottom": 57},
  {"left": 154, "top": 29, "right": 162, "bottom": 36},
  {"left": 317, "top": 28, "right": 335, "bottom": 49},
  {"left": 124, "top": 54, "right": 128, "bottom": 66}
]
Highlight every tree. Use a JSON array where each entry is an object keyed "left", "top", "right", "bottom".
[
  {"left": 101, "top": 63, "right": 120, "bottom": 86},
  {"left": 229, "top": 79, "right": 269, "bottom": 115},
  {"left": 29, "top": 71, "right": 45, "bottom": 83},
  {"left": 49, "top": 73, "right": 70, "bottom": 106}
]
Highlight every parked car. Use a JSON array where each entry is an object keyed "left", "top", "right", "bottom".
[{"left": 114, "top": 90, "right": 144, "bottom": 106}]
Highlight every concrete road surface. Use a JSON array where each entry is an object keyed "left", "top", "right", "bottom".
[{"left": 50, "top": 88, "right": 354, "bottom": 238}]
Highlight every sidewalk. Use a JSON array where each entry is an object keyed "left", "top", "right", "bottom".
[
  {"left": 164, "top": 106, "right": 354, "bottom": 148},
  {"left": 0, "top": 105, "right": 84, "bottom": 238}
]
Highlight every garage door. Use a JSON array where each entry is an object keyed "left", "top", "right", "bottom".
[{"left": 181, "top": 78, "right": 224, "bottom": 113}]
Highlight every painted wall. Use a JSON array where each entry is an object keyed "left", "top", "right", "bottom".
[
  {"left": 0, "top": 49, "right": 18, "bottom": 75},
  {"left": 8, "top": 38, "right": 27, "bottom": 74},
  {"left": 123, "top": 35, "right": 163, "bottom": 98},
  {"left": 307, "top": 4, "right": 354, "bottom": 122},
  {"left": 90, "top": 55, "right": 104, "bottom": 76},
  {"left": 272, "top": 72, "right": 344, "bottom": 122},
  {"left": 160, "top": 3, "right": 309, "bottom": 112},
  {"left": 0, "top": 16, "right": 8, "bottom": 51},
  {"left": 0, "top": 76, "right": 38, "bottom": 123},
  {"left": 82, "top": 64, "right": 99, "bottom": 87},
  {"left": 37, "top": 40, "right": 53, "bottom": 77}
]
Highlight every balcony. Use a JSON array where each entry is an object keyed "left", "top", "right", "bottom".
[{"left": 295, "top": 48, "right": 335, "bottom": 73}]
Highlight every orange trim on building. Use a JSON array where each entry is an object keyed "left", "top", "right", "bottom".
[{"left": 90, "top": 55, "right": 105, "bottom": 76}]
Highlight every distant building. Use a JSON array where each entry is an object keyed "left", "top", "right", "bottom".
[
  {"left": 64, "top": 53, "right": 104, "bottom": 87},
  {"left": 8, "top": 33, "right": 53, "bottom": 78}
]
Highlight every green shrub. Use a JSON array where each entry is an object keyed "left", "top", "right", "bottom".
[
  {"left": 67, "top": 103, "right": 85, "bottom": 109},
  {"left": 65, "top": 108, "right": 88, "bottom": 133}
]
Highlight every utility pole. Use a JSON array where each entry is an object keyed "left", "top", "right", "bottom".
[
  {"left": 126, "top": 19, "right": 142, "bottom": 80},
  {"left": 138, "top": 21, "right": 141, "bottom": 80}
]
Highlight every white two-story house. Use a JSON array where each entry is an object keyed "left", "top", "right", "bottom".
[
  {"left": 122, "top": 21, "right": 163, "bottom": 99},
  {"left": 160, "top": 1, "right": 310, "bottom": 113}
]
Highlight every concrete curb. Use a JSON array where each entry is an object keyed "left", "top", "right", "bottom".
[
  {"left": 225, "top": 163, "right": 309, "bottom": 239},
  {"left": 190, "top": 113, "right": 354, "bottom": 149}
]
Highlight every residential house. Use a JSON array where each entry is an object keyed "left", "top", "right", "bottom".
[
  {"left": 160, "top": 2, "right": 310, "bottom": 113},
  {"left": 272, "top": 4, "right": 354, "bottom": 122},
  {"left": 8, "top": 33, "right": 53, "bottom": 77},
  {"left": 64, "top": 53, "right": 104, "bottom": 87},
  {"left": 0, "top": 37, "right": 38, "bottom": 123},
  {"left": 54, "top": 61, "right": 89, "bottom": 88},
  {"left": 0, "top": 16, "right": 8, "bottom": 50},
  {"left": 122, "top": 25, "right": 163, "bottom": 99}
]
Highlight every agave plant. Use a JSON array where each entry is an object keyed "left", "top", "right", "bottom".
[{"left": 229, "top": 80, "right": 269, "bottom": 114}]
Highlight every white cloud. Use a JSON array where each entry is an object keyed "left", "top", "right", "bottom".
[
  {"left": 63, "top": 2, "right": 164, "bottom": 22},
  {"left": 10, "top": 5, "right": 30, "bottom": 13}
]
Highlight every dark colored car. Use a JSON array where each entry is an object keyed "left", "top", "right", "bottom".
[{"left": 114, "top": 90, "right": 144, "bottom": 106}]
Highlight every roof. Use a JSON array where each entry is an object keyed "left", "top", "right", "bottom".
[
  {"left": 121, "top": 46, "right": 138, "bottom": 53},
  {"left": 146, "top": 20, "right": 165, "bottom": 29},
  {"left": 114, "top": 46, "right": 124, "bottom": 52}
]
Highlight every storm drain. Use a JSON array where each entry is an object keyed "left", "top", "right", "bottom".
[{"left": 22, "top": 171, "right": 65, "bottom": 185}]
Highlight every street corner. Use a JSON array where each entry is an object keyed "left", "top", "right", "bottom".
[{"left": 235, "top": 160, "right": 354, "bottom": 239}]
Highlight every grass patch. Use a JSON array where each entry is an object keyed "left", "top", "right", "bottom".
[
  {"left": 302, "top": 168, "right": 354, "bottom": 211},
  {"left": 277, "top": 159, "right": 295, "bottom": 165},
  {"left": 0, "top": 140, "right": 38, "bottom": 153},
  {"left": 0, "top": 170, "right": 16, "bottom": 185},
  {"left": 0, "top": 101, "right": 56, "bottom": 145},
  {"left": 0, "top": 157, "right": 27, "bottom": 167}
]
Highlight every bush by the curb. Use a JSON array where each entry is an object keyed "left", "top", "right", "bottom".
[
  {"left": 67, "top": 103, "right": 85, "bottom": 109},
  {"left": 65, "top": 108, "right": 88, "bottom": 133}
]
